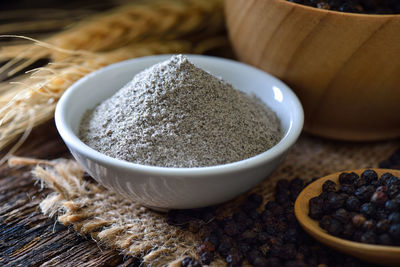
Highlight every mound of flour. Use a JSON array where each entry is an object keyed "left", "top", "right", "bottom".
[{"left": 79, "top": 55, "right": 281, "bottom": 167}]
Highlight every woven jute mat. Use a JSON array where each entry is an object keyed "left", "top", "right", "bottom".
[{"left": 9, "top": 134, "right": 400, "bottom": 266}]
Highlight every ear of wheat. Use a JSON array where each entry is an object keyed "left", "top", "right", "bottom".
[{"left": 0, "top": 0, "right": 226, "bottom": 163}]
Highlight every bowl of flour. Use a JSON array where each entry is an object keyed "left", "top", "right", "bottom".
[{"left": 55, "top": 54, "right": 303, "bottom": 209}]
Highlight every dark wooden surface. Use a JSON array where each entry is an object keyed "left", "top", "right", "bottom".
[
  {"left": 0, "top": 121, "right": 138, "bottom": 267},
  {"left": 1, "top": 3, "right": 140, "bottom": 265}
]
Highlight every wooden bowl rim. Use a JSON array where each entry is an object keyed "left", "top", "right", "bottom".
[
  {"left": 269, "top": 0, "right": 400, "bottom": 18},
  {"left": 294, "top": 168, "right": 400, "bottom": 255}
]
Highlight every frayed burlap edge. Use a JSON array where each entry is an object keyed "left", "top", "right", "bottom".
[
  {"left": 9, "top": 135, "right": 400, "bottom": 266},
  {"left": 8, "top": 157, "right": 202, "bottom": 266}
]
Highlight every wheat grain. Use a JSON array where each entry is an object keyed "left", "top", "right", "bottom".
[{"left": 0, "top": 0, "right": 223, "bottom": 62}]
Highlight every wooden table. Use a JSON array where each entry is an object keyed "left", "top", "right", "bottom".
[{"left": 0, "top": 121, "right": 137, "bottom": 266}]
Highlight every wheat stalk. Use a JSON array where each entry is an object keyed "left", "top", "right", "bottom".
[
  {"left": 0, "top": 0, "right": 225, "bottom": 161},
  {"left": 0, "top": 40, "right": 193, "bottom": 163}
]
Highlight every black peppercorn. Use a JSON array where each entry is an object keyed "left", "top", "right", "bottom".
[
  {"left": 233, "top": 211, "right": 247, "bottom": 223},
  {"left": 360, "top": 203, "right": 376, "bottom": 217},
  {"left": 389, "top": 212, "right": 400, "bottom": 224},
  {"left": 236, "top": 242, "right": 251, "bottom": 254},
  {"left": 322, "top": 180, "right": 337, "bottom": 192},
  {"left": 319, "top": 215, "right": 332, "bottom": 230},
  {"left": 386, "top": 176, "right": 400, "bottom": 187},
  {"left": 380, "top": 173, "right": 395, "bottom": 186},
  {"left": 241, "top": 230, "right": 257, "bottom": 244},
  {"left": 376, "top": 219, "right": 390, "bottom": 234},
  {"left": 218, "top": 235, "right": 234, "bottom": 258},
  {"left": 396, "top": 194, "right": 400, "bottom": 203},
  {"left": 226, "top": 248, "right": 243, "bottom": 267},
  {"left": 251, "top": 255, "right": 269, "bottom": 267},
  {"left": 224, "top": 219, "right": 240, "bottom": 237},
  {"left": 355, "top": 186, "right": 375, "bottom": 202},
  {"left": 326, "top": 192, "right": 346, "bottom": 210},
  {"left": 326, "top": 218, "right": 343, "bottom": 236},
  {"left": 247, "top": 249, "right": 261, "bottom": 261},
  {"left": 309, "top": 196, "right": 324, "bottom": 219},
  {"left": 361, "top": 169, "right": 378, "bottom": 184},
  {"left": 352, "top": 214, "right": 366, "bottom": 228},
  {"left": 360, "top": 232, "right": 377, "bottom": 244},
  {"left": 197, "top": 240, "right": 215, "bottom": 255},
  {"left": 376, "top": 208, "right": 389, "bottom": 220},
  {"left": 353, "top": 230, "right": 364, "bottom": 242},
  {"left": 340, "top": 184, "right": 355, "bottom": 195},
  {"left": 339, "top": 172, "right": 359, "bottom": 185},
  {"left": 203, "top": 235, "right": 219, "bottom": 248},
  {"left": 243, "top": 217, "right": 254, "bottom": 230},
  {"left": 389, "top": 184, "right": 400, "bottom": 199},
  {"left": 279, "top": 243, "right": 297, "bottom": 260},
  {"left": 342, "top": 223, "right": 355, "bottom": 238},
  {"left": 389, "top": 224, "right": 400, "bottom": 240},
  {"left": 181, "top": 257, "right": 202, "bottom": 267},
  {"left": 346, "top": 196, "right": 361, "bottom": 212},
  {"left": 385, "top": 199, "right": 399, "bottom": 212},
  {"left": 355, "top": 178, "right": 367, "bottom": 188},
  {"left": 275, "top": 193, "right": 290, "bottom": 205},
  {"left": 289, "top": 178, "right": 304, "bottom": 200},
  {"left": 284, "top": 228, "right": 299, "bottom": 243},
  {"left": 264, "top": 257, "right": 281, "bottom": 267},
  {"left": 362, "top": 220, "right": 376, "bottom": 231},
  {"left": 248, "top": 209, "right": 260, "bottom": 221},
  {"left": 334, "top": 208, "right": 350, "bottom": 223},
  {"left": 267, "top": 202, "right": 284, "bottom": 216},
  {"left": 376, "top": 185, "right": 388, "bottom": 193},
  {"left": 317, "top": 2, "right": 330, "bottom": 10},
  {"left": 276, "top": 179, "right": 290, "bottom": 192},
  {"left": 370, "top": 191, "right": 388, "bottom": 205},
  {"left": 181, "top": 257, "right": 191, "bottom": 266},
  {"left": 248, "top": 193, "right": 263, "bottom": 206},
  {"left": 378, "top": 233, "right": 393, "bottom": 245},
  {"left": 200, "top": 251, "right": 214, "bottom": 265}
]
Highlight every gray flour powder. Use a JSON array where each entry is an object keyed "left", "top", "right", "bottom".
[{"left": 79, "top": 55, "right": 281, "bottom": 167}]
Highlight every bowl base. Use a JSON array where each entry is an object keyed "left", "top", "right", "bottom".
[
  {"left": 304, "top": 124, "right": 400, "bottom": 142},
  {"left": 143, "top": 205, "right": 170, "bottom": 213}
]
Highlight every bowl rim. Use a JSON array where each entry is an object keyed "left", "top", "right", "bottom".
[
  {"left": 55, "top": 54, "right": 304, "bottom": 176},
  {"left": 274, "top": 0, "right": 400, "bottom": 18}
]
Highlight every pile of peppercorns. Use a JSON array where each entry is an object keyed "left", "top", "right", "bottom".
[
  {"left": 287, "top": 0, "right": 400, "bottom": 14},
  {"left": 168, "top": 178, "right": 370, "bottom": 266},
  {"left": 309, "top": 170, "right": 400, "bottom": 246},
  {"left": 165, "top": 149, "right": 400, "bottom": 266}
]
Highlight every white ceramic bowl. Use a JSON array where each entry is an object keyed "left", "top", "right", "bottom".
[{"left": 55, "top": 54, "right": 303, "bottom": 210}]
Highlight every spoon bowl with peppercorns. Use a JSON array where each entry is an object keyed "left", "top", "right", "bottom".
[{"left": 295, "top": 169, "right": 400, "bottom": 266}]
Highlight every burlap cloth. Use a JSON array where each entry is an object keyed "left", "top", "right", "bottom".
[{"left": 9, "top": 134, "right": 399, "bottom": 266}]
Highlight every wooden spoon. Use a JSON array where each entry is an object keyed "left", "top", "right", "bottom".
[{"left": 294, "top": 169, "right": 400, "bottom": 266}]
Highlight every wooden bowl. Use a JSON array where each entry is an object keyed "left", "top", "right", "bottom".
[
  {"left": 225, "top": 0, "right": 400, "bottom": 141},
  {"left": 294, "top": 169, "right": 400, "bottom": 266}
]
